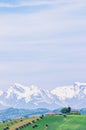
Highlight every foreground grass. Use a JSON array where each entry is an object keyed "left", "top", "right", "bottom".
[
  {"left": 0, "top": 118, "right": 22, "bottom": 130},
  {"left": 0, "top": 115, "right": 86, "bottom": 130}
]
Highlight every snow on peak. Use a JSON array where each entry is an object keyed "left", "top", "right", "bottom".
[
  {"left": 6, "top": 83, "right": 26, "bottom": 98},
  {"left": 6, "top": 82, "right": 86, "bottom": 102},
  {"left": 0, "top": 82, "right": 86, "bottom": 109},
  {"left": 6, "top": 86, "right": 14, "bottom": 98},
  {"left": 0, "top": 90, "right": 3, "bottom": 96},
  {"left": 74, "top": 82, "right": 86, "bottom": 87},
  {"left": 14, "top": 83, "right": 27, "bottom": 89},
  {"left": 51, "top": 85, "right": 76, "bottom": 100},
  {"left": 51, "top": 82, "right": 86, "bottom": 100},
  {"left": 6, "top": 83, "right": 43, "bottom": 103}
]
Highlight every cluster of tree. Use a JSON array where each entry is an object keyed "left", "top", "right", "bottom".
[
  {"left": 61, "top": 107, "right": 71, "bottom": 114},
  {"left": 40, "top": 115, "right": 44, "bottom": 119},
  {"left": 32, "top": 124, "right": 38, "bottom": 128},
  {"left": 15, "top": 122, "right": 32, "bottom": 130},
  {"left": 3, "top": 115, "right": 45, "bottom": 130},
  {"left": 14, "top": 117, "right": 41, "bottom": 130},
  {"left": 3, "top": 126, "right": 9, "bottom": 130}
]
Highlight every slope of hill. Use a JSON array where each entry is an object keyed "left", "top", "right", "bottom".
[
  {"left": 20, "top": 115, "right": 86, "bottom": 130},
  {"left": 1, "top": 115, "right": 86, "bottom": 130}
]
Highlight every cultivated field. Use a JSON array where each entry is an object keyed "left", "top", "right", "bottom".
[{"left": 0, "top": 117, "right": 38, "bottom": 130}]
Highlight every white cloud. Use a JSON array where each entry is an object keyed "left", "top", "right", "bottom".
[
  {"left": 0, "top": 0, "right": 57, "bottom": 8},
  {"left": 0, "top": 0, "right": 85, "bottom": 8},
  {"left": 20, "top": 1, "right": 56, "bottom": 7},
  {"left": 0, "top": 4, "right": 85, "bottom": 39},
  {"left": 0, "top": 0, "right": 86, "bottom": 90}
]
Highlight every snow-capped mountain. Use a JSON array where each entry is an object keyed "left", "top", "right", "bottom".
[
  {"left": 0, "top": 82, "right": 86, "bottom": 109},
  {"left": 51, "top": 82, "right": 86, "bottom": 108},
  {"left": 0, "top": 83, "right": 56, "bottom": 109},
  {"left": 51, "top": 82, "right": 86, "bottom": 100}
]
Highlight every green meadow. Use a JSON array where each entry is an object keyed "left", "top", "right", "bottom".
[
  {"left": 21, "top": 115, "right": 86, "bottom": 130},
  {"left": 0, "top": 115, "right": 86, "bottom": 130}
]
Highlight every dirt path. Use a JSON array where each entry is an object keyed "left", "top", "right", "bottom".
[{"left": 10, "top": 117, "right": 39, "bottom": 130}]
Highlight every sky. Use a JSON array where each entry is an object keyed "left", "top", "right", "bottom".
[{"left": 0, "top": 0, "right": 86, "bottom": 90}]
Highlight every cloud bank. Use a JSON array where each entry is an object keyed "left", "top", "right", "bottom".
[{"left": 0, "top": 0, "right": 86, "bottom": 90}]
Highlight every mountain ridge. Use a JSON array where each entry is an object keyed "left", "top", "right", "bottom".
[{"left": 0, "top": 82, "right": 86, "bottom": 109}]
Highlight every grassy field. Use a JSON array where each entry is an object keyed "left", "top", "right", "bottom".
[
  {"left": 0, "top": 118, "right": 23, "bottom": 130},
  {"left": 0, "top": 115, "right": 86, "bottom": 130},
  {"left": 21, "top": 115, "right": 86, "bottom": 130}
]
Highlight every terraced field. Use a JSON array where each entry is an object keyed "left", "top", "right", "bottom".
[{"left": 0, "top": 115, "right": 86, "bottom": 130}]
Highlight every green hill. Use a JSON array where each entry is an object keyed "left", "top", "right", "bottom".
[
  {"left": 21, "top": 115, "right": 86, "bottom": 130},
  {"left": 0, "top": 115, "right": 86, "bottom": 130}
]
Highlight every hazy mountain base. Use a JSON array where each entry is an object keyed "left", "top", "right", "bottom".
[
  {"left": 0, "top": 108, "right": 50, "bottom": 122},
  {"left": 0, "top": 107, "right": 86, "bottom": 122}
]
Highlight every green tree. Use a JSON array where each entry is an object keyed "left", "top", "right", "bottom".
[
  {"left": 61, "top": 107, "right": 68, "bottom": 114},
  {"left": 61, "top": 107, "right": 71, "bottom": 114},
  {"left": 67, "top": 107, "right": 71, "bottom": 113}
]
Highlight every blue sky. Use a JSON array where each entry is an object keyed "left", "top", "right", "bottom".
[{"left": 0, "top": 0, "right": 86, "bottom": 90}]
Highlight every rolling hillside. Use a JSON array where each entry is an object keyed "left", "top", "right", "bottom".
[
  {"left": 21, "top": 115, "right": 86, "bottom": 130},
  {"left": 0, "top": 115, "right": 86, "bottom": 130}
]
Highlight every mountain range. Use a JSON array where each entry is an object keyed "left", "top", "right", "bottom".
[
  {"left": 0, "top": 82, "right": 86, "bottom": 109},
  {"left": 0, "top": 107, "right": 50, "bottom": 122}
]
